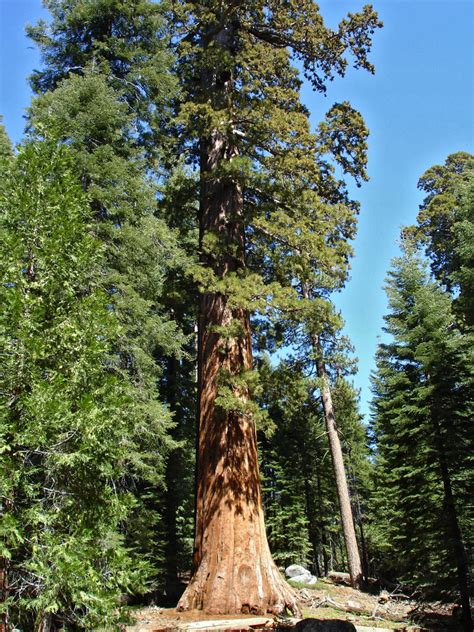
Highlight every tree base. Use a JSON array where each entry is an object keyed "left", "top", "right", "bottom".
[{"left": 177, "top": 557, "right": 300, "bottom": 616}]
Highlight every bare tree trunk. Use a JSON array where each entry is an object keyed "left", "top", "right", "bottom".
[
  {"left": 178, "top": 131, "right": 298, "bottom": 614},
  {"left": 164, "top": 356, "right": 180, "bottom": 600},
  {"left": 177, "top": 20, "right": 298, "bottom": 613},
  {"left": 302, "top": 283, "right": 363, "bottom": 589},
  {"left": 316, "top": 470, "right": 329, "bottom": 576},
  {"left": 0, "top": 498, "right": 12, "bottom": 632},
  {"left": 316, "top": 349, "right": 363, "bottom": 589}
]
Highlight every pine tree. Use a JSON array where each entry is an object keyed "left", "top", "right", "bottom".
[
  {"left": 404, "top": 151, "right": 474, "bottom": 325},
  {"left": 0, "top": 141, "right": 172, "bottom": 629},
  {"left": 257, "top": 357, "right": 371, "bottom": 579},
  {"left": 26, "top": 1, "right": 194, "bottom": 590},
  {"left": 258, "top": 359, "right": 318, "bottom": 572},
  {"left": 29, "top": 0, "right": 202, "bottom": 595},
  {"left": 27, "top": 0, "right": 176, "bottom": 163},
  {"left": 171, "top": 1, "right": 381, "bottom": 613},
  {"left": 370, "top": 244, "right": 473, "bottom": 630},
  {"left": 0, "top": 117, "right": 12, "bottom": 161},
  {"left": 301, "top": 291, "right": 365, "bottom": 588}
]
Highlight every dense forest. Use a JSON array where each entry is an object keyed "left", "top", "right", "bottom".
[{"left": 0, "top": 1, "right": 472, "bottom": 631}]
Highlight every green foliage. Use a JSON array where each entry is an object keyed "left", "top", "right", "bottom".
[
  {"left": 19, "top": 0, "right": 383, "bottom": 610},
  {"left": 170, "top": 8, "right": 380, "bottom": 583},
  {"left": 27, "top": 0, "right": 176, "bottom": 161},
  {"left": 258, "top": 358, "right": 371, "bottom": 576},
  {"left": 27, "top": 0, "right": 197, "bottom": 593},
  {"left": 404, "top": 151, "right": 474, "bottom": 325},
  {"left": 369, "top": 243, "right": 473, "bottom": 593},
  {"left": 259, "top": 360, "right": 316, "bottom": 569},
  {"left": 172, "top": 1, "right": 381, "bottom": 320},
  {"left": 451, "top": 174, "right": 474, "bottom": 325},
  {"left": 0, "top": 116, "right": 13, "bottom": 161},
  {"left": 0, "top": 142, "right": 173, "bottom": 628}
]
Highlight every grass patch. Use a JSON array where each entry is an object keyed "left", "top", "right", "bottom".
[{"left": 287, "top": 579, "right": 328, "bottom": 591}]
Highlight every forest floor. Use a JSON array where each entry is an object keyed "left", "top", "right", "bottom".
[{"left": 125, "top": 576, "right": 460, "bottom": 632}]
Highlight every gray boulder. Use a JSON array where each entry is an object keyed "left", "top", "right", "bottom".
[
  {"left": 285, "top": 564, "right": 310, "bottom": 578},
  {"left": 293, "top": 619, "right": 357, "bottom": 632},
  {"left": 285, "top": 564, "right": 317, "bottom": 585},
  {"left": 289, "top": 573, "right": 317, "bottom": 586}
]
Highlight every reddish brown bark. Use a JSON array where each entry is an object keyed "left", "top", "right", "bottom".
[
  {"left": 178, "top": 292, "right": 297, "bottom": 613},
  {"left": 177, "top": 12, "right": 298, "bottom": 614},
  {"left": 177, "top": 123, "right": 298, "bottom": 614}
]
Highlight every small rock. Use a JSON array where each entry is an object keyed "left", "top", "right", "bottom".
[
  {"left": 345, "top": 600, "right": 361, "bottom": 610},
  {"left": 285, "top": 564, "right": 318, "bottom": 586}
]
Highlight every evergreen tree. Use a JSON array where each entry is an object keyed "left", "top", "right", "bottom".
[
  {"left": 171, "top": 1, "right": 381, "bottom": 613},
  {"left": 302, "top": 295, "right": 365, "bottom": 588},
  {"left": 259, "top": 359, "right": 318, "bottom": 571},
  {"left": 0, "top": 142, "right": 173, "bottom": 629},
  {"left": 451, "top": 174, "right": 474, "bottom": 326},
  {"left": 0, "top": 117, "right": 13, "bottom": 161},
  {"left": 28, "top": 71, "right": 186, "bottom": 588},
  {"left": 27, "top": 1, "right": 195, "bottom": 590},
  {"left": 331, "top": 377, "right": 372, "bottom": 579},
  {"left": 370, "top": 244, "right": 473, "bottom": 630},
  {"left": 27, "top": 0, "right": 176, "bottom": 163},
  {"left": 29, "top": 0, "right": 202, "bottom": 595},
  {"left": 258, "top": 358, "right": 371, "bottom": 579},
  {"left": 404, "top": 151, "right": 474, "bottom": 325}
]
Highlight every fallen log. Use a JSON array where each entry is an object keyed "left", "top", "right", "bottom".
[{"left": 327, "top": 572, "right": 352, "bottom": 586}]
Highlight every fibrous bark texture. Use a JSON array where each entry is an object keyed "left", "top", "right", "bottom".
[
  {"left": 177, "top": 126, "right": 298, "bottom": 615},
  {"left": 178, "top": 296, "right": 297, "bottom": 613},
  {"left": 177, "top": 12, "right": 299, "bottom": 612}
]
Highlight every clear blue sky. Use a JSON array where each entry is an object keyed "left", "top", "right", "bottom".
[{"left": 1, "top": 0, "right": 473, "bottom": 420}]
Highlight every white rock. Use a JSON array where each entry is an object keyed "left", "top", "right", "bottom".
[
  {"left": 285, "top": 564, "right": 310, "bottom": 578},
  {"left": 289, "top": 573, "right": 318, "bottom": 585}
]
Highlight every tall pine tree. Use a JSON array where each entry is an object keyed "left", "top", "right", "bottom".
[
  {"left": 370, "top": 243, "right": 472, "bottom": 631},
  {"left": 404, "top": 151, "right": 474, "bottom": 325},
  {"left": 27, "top": 2, "right": 194, "bottom": 590},
  {"left": 0, "top": 141, "right": 172, "bottom": 629}
]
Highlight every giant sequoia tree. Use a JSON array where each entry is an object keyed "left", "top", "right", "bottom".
[{"left": 172, "top": 1, "right": 381, "bottom": 614}]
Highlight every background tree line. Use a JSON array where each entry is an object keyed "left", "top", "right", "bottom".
[{"left": 0, "top": 0, "right": 472, "bottom": 629}]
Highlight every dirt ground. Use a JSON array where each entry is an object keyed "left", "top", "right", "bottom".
[{"left": 125, "top": 577, "right": 460, "bottom": 632}]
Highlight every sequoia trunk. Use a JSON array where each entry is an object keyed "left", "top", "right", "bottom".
[{"left": 177, "top": 45, "right": 298, "bottom": 611}]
